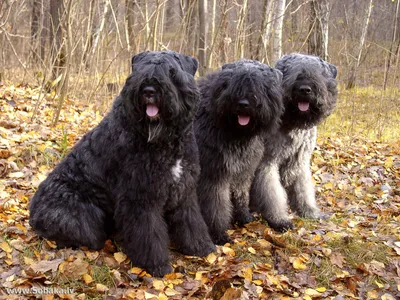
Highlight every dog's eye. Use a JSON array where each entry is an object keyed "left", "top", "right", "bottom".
[{"left": 169, "top": 68, "right": 176, "bottom": 77}]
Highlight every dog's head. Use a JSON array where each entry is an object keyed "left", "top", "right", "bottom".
[
  {"left": 200, "top": 60, "right": 283, "bottom": 138},
  {"left": 120, "top": 51, "right": 199, "bottom": 142},
  {"left": 275, "top": 53, "right": 338, "bottom": 130}
]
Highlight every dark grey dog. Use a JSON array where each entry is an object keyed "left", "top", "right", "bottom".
[
  {"left": 250, "top": 53, "right": 338, "bottom": 232},
  {"left": 29, "top": 51, "right": 215, "bottom": 277},
  {"left": 195, "top": 60, "right": 284, "bottom": 245}
]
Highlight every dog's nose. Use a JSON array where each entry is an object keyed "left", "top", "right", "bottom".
[
  {"left": 238, "top": 99, "right": 249, "bottom": 107},
  {"left": 143, "top": 86, "right": 156, "bottom": 97},
  {"left": 299, "top": 85, "right": 312, "bottom": 94}
]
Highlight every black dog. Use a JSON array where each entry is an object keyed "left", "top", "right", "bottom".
[
  {"left": 250, "top": 53, "right": 338, "bottom": 232},
  {"left": 29, "top": 51, "right": 215, "bottom": 277},
  {"left": 194, "top": 60, "right": 284, "bottom": 245}
]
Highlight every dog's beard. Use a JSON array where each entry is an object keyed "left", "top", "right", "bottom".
[{"left": 147, "top": 121, "right": 163, "bottom": 143}]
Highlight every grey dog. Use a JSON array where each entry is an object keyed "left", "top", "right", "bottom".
[
  {"left": 29, "top": 51, "right": 215, "bottom": 277},
  {"left": 250, "top": 53, "right": 338, "bottom": 232},
  {"left": 195, "top": 60, "right": 284, "bottom": 244}
]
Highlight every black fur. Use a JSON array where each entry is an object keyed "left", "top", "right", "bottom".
[
  {"left": 195, "top": 60, "right": 284, "bottom": 245},
  {"left": 29, "top": 51, "right": 215, "bottom": 277}
]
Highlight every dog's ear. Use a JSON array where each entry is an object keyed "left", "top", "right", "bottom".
[
  {"left": 222, "top": 62, "right": 237, "bottom": 70},
  {"left": 274, "top": 55, "right": 291, "bottom": 75},
  {"left": 328, "top": 63, "right": 338, "bottom": 79},
  {"left": 131, "top": 51, "right": 149, "bottom": 71},
  {"left": 179, "top": 55, "right": 199, "bottom": 76}
]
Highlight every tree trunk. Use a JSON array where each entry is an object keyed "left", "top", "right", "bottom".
[
  {"left": 272, "top": 0, "right": 286, "bottom": 63},
  {"left": 86, "top": 0, "right": 111, "bottom": 69},
  {"left": 235, "top": 0, "right": 248, "bottom": 60},
  {"left": 383, "top": 0, "right": 400, "bottom": 90},
  {"left": 256, "top": 0, "right": 273, "bottom": 62},
  {"left": 49, "top": 0, "right": 64, "bottom": 79},
  {"left": 308, "top": 0, "right": 330, "bottom": 60},
  {"left": 207, "top": 0, "right": 216, "bottom": 68},
  {"left": 198, "top": 0, "right": 207, "bottom": 75},
  {"left": 125, "top": 0, "right": 136, "bottom": 53},
  {"left": 346, "top": 0, "right": 374, "bottom": 90},
  {"left": 31, "top": 0, "right": 41, "bottom": 63},
  {"left": 82, "top": 0, "right": 96, "bottom": 68}
]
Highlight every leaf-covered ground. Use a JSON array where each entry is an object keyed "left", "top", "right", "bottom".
[{"left": 0, "top": 84, "right": 399, "bottom": 299}]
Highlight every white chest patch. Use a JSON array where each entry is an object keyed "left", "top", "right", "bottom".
[{"left": 171, "top": 159, "right": 183, "bottom": 182}]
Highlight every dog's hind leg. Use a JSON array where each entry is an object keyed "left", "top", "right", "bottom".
[
  {"left": 250, "top": 162, "right": 294, "bottom": 232},
  {"left": 29, "top": 186, "right": 108, "bottom": 250},
  {"left": 166, "top": 189, "right": 216, "bottom": 257}
]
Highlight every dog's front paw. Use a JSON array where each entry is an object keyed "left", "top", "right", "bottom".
[
  {"left": 212, "top": 232, "right": 233, "bottom": 246},
  {"left": 234, "top": 211, "right": 255, "bottom": 227},
  {"left": 146, "top": 264, "right": 173, "bottom": 277},
  {"left": 268, "top": 219, "right": 294, "bottom": 232},
  {"left": 298, "top": 207, "right": 321, "bottom": 219}
]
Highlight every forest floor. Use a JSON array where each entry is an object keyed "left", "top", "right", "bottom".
[{"left": 0, "top": 83, "right": 399, "bottom": 299}]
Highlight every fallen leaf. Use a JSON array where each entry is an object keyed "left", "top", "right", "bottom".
[
  {"left": 30, "top": 259, "right": 64, "bottom": 274},
  {"left": 82, "top": 274, "right": 93, "bottom": 284},
  {"left": 222, "top": 246, "right": 235, "bottom": 257},
  {"left": 61, "top": 258, "right": 89, "bottom": 280},
  {"left": 114, "top": 252, "right": 127, "bottom": 264},
  {"left": 206, "top": 252, "right": 217, "bottom": 264}
]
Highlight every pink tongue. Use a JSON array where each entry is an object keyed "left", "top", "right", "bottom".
[
  {"left": 238, "top": 115, "right": 250, "bottom": 126},
  {"left": 298, "top": 102, "right": 310, "bottom": 112},
  {"left": 146, "top": 104, "right": 159, "bottom": 117}
]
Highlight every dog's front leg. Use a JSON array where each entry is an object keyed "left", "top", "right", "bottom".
[{"left": 115, "top": 198, "right": 172, "bottom": 277}]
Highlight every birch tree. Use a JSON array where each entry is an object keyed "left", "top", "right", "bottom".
[
  {"left": 308, "top": 0, "right": 330, "bottom": 60},
  {"left": 346, "top": 0, "right": 374, "bottom": 89},
  {"left": 198, "top": 0, "right": 207, "bottom": 75},
  {"left": 272, "top": 0, "right": 286, "bottom": 63}
]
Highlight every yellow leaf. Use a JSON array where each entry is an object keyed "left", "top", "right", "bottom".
[
  {"left": 114, "top": 252, "right": 127, "bottom": 264},
  {"left": 85, "top": 251, "right": 99, "bottom": 261},
  {"left": 242, "top": 267, "right": 253, "bottom": 281},
  {"left": 158, "top": 293, "right": 168, "bottom": 300},
  {"left": 206, "top": 252, "right": 217, "bottom": 264},
  {"left": 152, "top": 279, "right": 165, "bottom": 291},
  {"left": 164, "top": 288, "right": 180, "bottom": 296},
  {"left": 316, "top": 287, "right": 326, "bottom": 292},
  {"left": 375, "top": 280, "right": 384, "bottom": 288},
  {"left": 1, "top": 241, "right": 12, "bottom": 253},
  {"left": 248, "top": 247, "right": 256, "bottom": 254},
  {"left": 144, "top": 291, "right": 157, "bottom": 299},
  {"left": 46, "top": 240, "right": 57, "bottom": 249},
  {"left": 16, "top": 223, "right": 27, "bottom": 233},
  {"left": 130, "top": 267, "right": 143, "bottom": 275},
  {"left": 24, "top": 256, "right": 35, "bottom": 265},
  {"left": 253, "top": 279, "right": 263, "bottom": 285},
  {"left": 305, "top": 288, "right": 321, "bottom": 296},
  {"left": 293, "top": 257, "right": 307, "bottom": 270},
  {"left": 222, "top": 246, "right": 235, "bottom": 257},
  {"left": 83, "top": 274, "right": 93, "bottom": 284},
  {"left": 323, "top": 182, "right": 334, "bottom": 190},
  {"left": 96, "top": 283, "right": 109, "bottom": 292}
]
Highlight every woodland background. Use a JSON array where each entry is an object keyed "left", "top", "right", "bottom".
[
  {"left": 0, "top": 0, "right": 400, "bottom": 138},
  {"left": 0, "top": 1, "right": 400, "bottom": 299}
]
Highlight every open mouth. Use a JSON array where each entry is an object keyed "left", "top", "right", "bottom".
[
  {"left": 238, "top": 115, "right": 250, "bottom": 126},
  {"left": 146, "top": 103, "right": 159, "bottom": 117},
  {"left": 298, "top": 102, "right": 310, "bottom": 112}
]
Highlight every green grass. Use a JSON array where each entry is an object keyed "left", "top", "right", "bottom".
[{"left": 319, "top": 85, "right": 400, "bottom": 141}]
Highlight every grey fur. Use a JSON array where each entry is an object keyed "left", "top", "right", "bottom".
[
  {"left": 250, "top": 53, "right": 338, "bottom": 232},
  {"left": 195, "top": 60, "right": 284, "bottom": 244}
]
